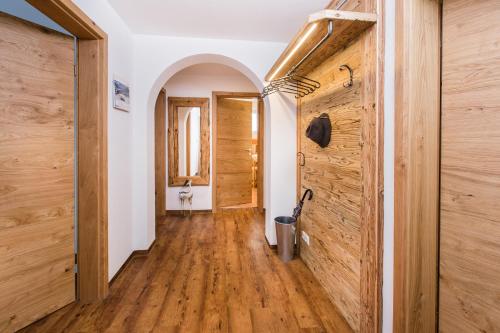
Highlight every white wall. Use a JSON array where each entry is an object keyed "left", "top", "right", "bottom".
[
  {"left": 383, "top": 0, "right": 395, "bottom": 331},
  {"left": 264, "top": 93, "right": 297, "bottom": 244},
  {"left": 131, "top": 36, "right": 296, "bottom": 250},
  {"left": 72, "top": 0, "right": 135, "bottom": 280},
  {"left": 67, "top": 0, "right": 302, "bottom": 282},
  {"left": 163, "top": 64, "right": 259, "bottom": 210}
]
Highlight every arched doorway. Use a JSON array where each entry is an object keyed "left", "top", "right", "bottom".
[{"left": 150, "top": 56, "right": 268, "bottom": 223}]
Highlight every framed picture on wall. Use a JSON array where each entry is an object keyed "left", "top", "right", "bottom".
[{"left": 112, "top": 79, "right": 130, "bottom": 112}]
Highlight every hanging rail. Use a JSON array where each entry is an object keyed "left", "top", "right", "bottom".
[{"left": 261, "top": 20, "right": 333, "bottom": 99}]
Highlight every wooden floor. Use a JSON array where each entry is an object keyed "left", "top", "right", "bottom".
[{"left": 22, "top": 209, "right": 352, "bottom": 333}]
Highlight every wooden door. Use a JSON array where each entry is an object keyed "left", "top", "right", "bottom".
[
  {"left": 155, "top": 89, "right": 166, "bottom": 220},
  {"left": 216, "top": 98, "right": 253, "bottom": 208},
  {"left": 0, "top": 12, "right": 75, "bottom": 331},
  {"left": 440, "top": 1, "right": 500, "bottom": 331}
]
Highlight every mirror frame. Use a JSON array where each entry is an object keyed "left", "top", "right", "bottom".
[{"left": 167, "top": 97, "right": 210, "bottom": 186}]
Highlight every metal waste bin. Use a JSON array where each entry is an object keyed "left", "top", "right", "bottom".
[{"left": 275, "top": 216, "right": 297, "bottom": 262}]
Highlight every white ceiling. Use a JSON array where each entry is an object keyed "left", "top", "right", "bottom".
[{"left": 107, "top": 0, "right": 331, "bottom": 42}]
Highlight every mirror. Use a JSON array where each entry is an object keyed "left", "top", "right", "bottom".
[
  {"left": 168, "top": 97, "right": 210, "bottom": 186},
  {"left": 177, "top": 106, "right": 201, "bottom": 177}
]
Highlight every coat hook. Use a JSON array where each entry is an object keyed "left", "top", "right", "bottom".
[
  {"left": 297, "top": 152, "right": 305, "bottom": 166},
  {"left": 339, "top": 64, "right": 353, "bottom": 88}
]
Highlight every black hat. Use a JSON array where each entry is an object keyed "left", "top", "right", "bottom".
[{"left": 306, "top": 113, "right": 331, "bottom": 148}]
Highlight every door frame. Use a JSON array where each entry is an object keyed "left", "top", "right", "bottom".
[
  {"left": 155, "top": 89, "right": 166, "bottom": 230},
  {"left": 212, "top": 91, "right": 264, "bottom": 213},
  {"left": 27, "top": 0, "right": 109, "bottom": 303},
  {"left": 393, "top": 0, "right": 441, "bottom": 331}
]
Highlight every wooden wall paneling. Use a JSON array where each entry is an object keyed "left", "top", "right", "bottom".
[
  {"left": 296, "top": 1, "right": 383, "bottom": 332},
  {"left": 393, "top": 0, "right": 441, "bottom": 331},
  {"left": 27, "top": 0, "right": 109, "bottom": 302},
  {"left": 359, "top": 0, "right": 383, "bottom": 331},
  {"left": 155, "top": 89, "right": 166, "bottom": 221},
  {"left": 167, "top": 97, "right": 210, "bottom": 186},
  {"left": 299, "top": 39, "right": 364, "bottom": 332},
  {"left": 0, "top": 13, "right": 76, "bottom": 331},
  {"left": 440, "top": 1, "right": 500, "bottom": 331}
]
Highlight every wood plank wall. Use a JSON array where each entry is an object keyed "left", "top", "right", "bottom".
[
  {"left": 439, "top": 0, "right": 500, "bottom": 331},
  {"left": 298, "top": 0, "right": 381, "bottom": 331},
  {"left": 299, "top": 34, "right": 363, "bottom": 332},
  {"left": 393, "top": 0, "right": 441, "bottom": 331}
]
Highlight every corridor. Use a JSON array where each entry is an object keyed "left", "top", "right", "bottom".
[{"left": 23, "top": 209, "right": 352, "bottom": 333}]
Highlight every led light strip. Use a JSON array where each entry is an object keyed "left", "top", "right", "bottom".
[{"left": 268, "top": 22, "right": 318, "bottom": 81}]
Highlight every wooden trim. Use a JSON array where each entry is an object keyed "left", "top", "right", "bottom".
[
  {"left": 155, "top": 89, "right": 167, "bottom": 229},
  {"left": 360, "top": 6, "right": 380, "bottom": 333},
  {"left": 257, "top": 98, "right": 264, "bottom": 212},
  {"left": 165, "top": 209, "right": 213, "bottom": 215},
  {"left": 27, "top": 0, "right": 106, "bottom": 39},
  {"left": 108, "top": 240, "right": 157, "bottom": 286},
  {"left": 265, "top": 235, "right": 278, "bottom": 249},
  {"left": 309, "top": 9, "right": 378, "bottom": 23},
  {"left": 167, "top": 97, "right": 210, "bottom": 186},
  {"left": 27, "top": 0, "right": 109, "bottom": 303},
  {"left": 358, "top": 0, "right": 384, "bottom": 331},
  {"left": 134, "top": 239, "right": 157, "bottom": 256},
  {"left": 186, "top": 113, "right": 191, "bottom": 177},
  {"left": 393, "top": 0, "right": 441, "bottom": 331},
  {"left": 264, "top": 9, "right": 377, "bottom": 81},
  {"left": 211, "top": 92, "right": 264, "bottom": 213}
]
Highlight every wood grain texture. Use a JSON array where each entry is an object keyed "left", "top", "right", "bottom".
[
  {"left": 298, "top": 37, "right": 363, "bottom": 332},
  {"left": 265, "top": 10, "right": 376, "bottom": 81},
  {"left": 0, "top": 12, "right": 75, "bottom": 331},
  {"left": 393, "top": 0, "right": 441, "bottom": 331},
  {"left": 359, "top": 0, "right": 383, "bottom": 331},
  {"left": 167, "top": 97, "right": 210, "bottom": 186},
  {"left": 216, "top": 98, "right": 253, "bottom": 208},
  {"left": 212, "top": 92, "right": 264, "bottom": 213},
  {"left": 296, "top": 1, "right": 383, "bottom": 331},
  {"left": 21, "top": 209, "right": 353, "bottom": 333},
  {"left": 77, "top": 38, "right": 109, "bottom": 303},
  {"left": 155, "top": 89, "right": 166, "bottom": 220},
  {"left": 440, "top": 1, "right": 500, "bottom": 332},
  {"left": 27, "top": 0, "right": 109, "bottom": 303},
  {"left": 27, "top": 0, "right": 106, "bottom": 39}
]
